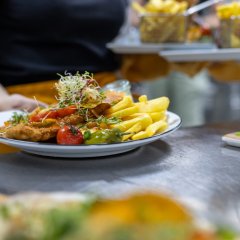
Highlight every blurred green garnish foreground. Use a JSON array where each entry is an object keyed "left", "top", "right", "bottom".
[{"left": 0, "top": 193, "right": 238, "bottom": 240}]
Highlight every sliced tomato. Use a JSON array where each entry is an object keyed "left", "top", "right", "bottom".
[
  {"left": 29, "top": 110, "right": 58, "bottom": 122},
  {"left": 30, "top": 105, "right": 77, "bottom": 122},
  {"left": 45, "top": 111, "right": 59, "bottom": 119},
  {"left": 29, "top": 115, "right": 42, "bottom": 122},
  {"left": 56, "top": 105, "right": 77, "bottom": 118},
  {"left": 57, "top": 125, "right": 83, "bottom": 145}
]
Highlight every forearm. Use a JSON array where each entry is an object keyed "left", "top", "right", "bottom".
[
  {"left": 0, "top": 84, "right": 9, "bottom": 97},
  {"left": 0, "top": 83, "right": 47, "bottom": 111},
  {"left": 0, "top": 94, "right": 47, "bottom": 112},
  {"left": 0, "top": 84, "right": 11, "bottom": 111}
]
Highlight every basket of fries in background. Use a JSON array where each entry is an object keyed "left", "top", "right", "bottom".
[
  {"left": 217, "top": 1, "right": 240, "bottom": 48},
  {"left": 132, "top": 0, "right": 189, "bottom": 43}
]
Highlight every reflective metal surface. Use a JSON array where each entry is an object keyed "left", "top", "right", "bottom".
[{"left": 0, "top": 122, "right": 240, "bottom": 227}]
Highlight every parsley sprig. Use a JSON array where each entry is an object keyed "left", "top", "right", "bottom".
[
  {"left": 88, "top": 116, "right": 121, "bottom": 125},
  {"left": 9, "top": 112, "right": 28, "bottom": 125}
]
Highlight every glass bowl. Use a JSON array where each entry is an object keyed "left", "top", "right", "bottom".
[
  {"left": 139, "top": 13, "right": 188, "bottom": 43},
  {"left": 103, "top": 80, "right": 132, "bottom": 97},
  {"left": 219, "top": 16, "right": 240, "bottom": 48}
]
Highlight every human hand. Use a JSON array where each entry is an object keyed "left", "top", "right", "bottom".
[{"left": 0, "top": 94, "right": 47, "bottom": 112}]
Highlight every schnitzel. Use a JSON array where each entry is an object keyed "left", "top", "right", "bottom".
[{"left": 4, "top": 123, "right": 60, "bottom": 142}]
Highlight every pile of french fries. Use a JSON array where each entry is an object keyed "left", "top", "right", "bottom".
[
  {"left": 217, "top": 2, "right": 240, "bottom": 19},
  {"left": 133, "top": 0, "right": 188, "bottom": 43},
  {"left": 216, "top": 2, "right": 240, "bottom": 48},
  {"left": 106, "top": 95, "right": 169, "bottom": 141},
  {"left": 132, "top": 0, "right": 188, "bottom": 15}
]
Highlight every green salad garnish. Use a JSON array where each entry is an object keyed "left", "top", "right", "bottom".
[{"left": 9, "top": 112, "right": 28, "bottom": 125}]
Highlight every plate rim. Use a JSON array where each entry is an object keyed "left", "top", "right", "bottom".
[{"left": 222, "top": 135, "right": 240, "bottom": 147}]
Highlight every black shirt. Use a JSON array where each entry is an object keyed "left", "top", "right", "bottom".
[{"left": 0, "top": 0, "right": 127, "bottom": 86}]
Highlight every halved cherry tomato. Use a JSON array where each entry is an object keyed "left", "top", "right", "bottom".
[
  {"left": 56, "top": 105, "right": 77, "bottom": 118},
  {"left": 30, "top": 106, "right": 77, "bottom": 122},
  {"left": 200, "top": 27, "right": 212, "bottom": 36},
  {"left": 57, "top": 125, "right": 83, "bottom": 145},
  {"left": 29, "top": 115, "right": 41, "bottom": 122},
  {"left": 29, "top": 110, "right": 58, "bottom": 122}
]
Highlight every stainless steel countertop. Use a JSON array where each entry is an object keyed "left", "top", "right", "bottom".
[{"left": 0, "top": 122, "right": 240, "bottom": 228}]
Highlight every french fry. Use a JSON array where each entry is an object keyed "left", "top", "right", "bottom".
[
  {"left": 132, "top": 120, "right": 168, "bottom": 140},
  {"left": 146, "top": 120, "right": 168, "bottom": 136},
  {"left": 140, "top": 0, "right": 187, "bottom": 14},
  {"left": 111, "top": 113, "right": 152, "bottom": 132},
  {"left": 132, "top": 131, "right": 149, "bottom": 141},
  {"left": 156, "top": 121, "right": 168, "bottom": 133},
  {"left": 149, "top": 111, "right": 166, "bottom": 122},
  {"left": 122, "top": 122, "right": 142, "bottom": 141},
  {"left": 108, "top": 105, "right": 138, "bottom": 118},
  {"left": 123, "top": 111, "right": 166, "bottom": 122},
  {"left": 122, "top": 112, "right": 149, "bottom": 121},
  {"left": 217, "top": 2, "right": 240, "bottom": 19},
  {"left": 132, "top": 1, "right": 147, "bottom": 14},
  {"left": 170, "top": 4, "right": 181, "bottom": 14},
  {"left": 105, "top": 96, "right": 133, "bottom": 114},
  {"left": 135, "top": 96, "right": 170, "bottom": 113},
  {"left": 179, "top": 2, "right": 188, "bottom": 12},
  {"left": 139, "top": 95, "right": 148, "bottom": 103}
]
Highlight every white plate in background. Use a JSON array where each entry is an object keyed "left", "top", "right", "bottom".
[
  {"left": 160, "top": 48, "right": 240, "bottom": 62},
  {"left": 222, "top": 132, "right": 240, "bottom": 148},
  {"left": 107, "top": 29, "right": 216, "bottom": 54},
  {"left": 0, "top": 110, "right": 23, "bottom": 126}
]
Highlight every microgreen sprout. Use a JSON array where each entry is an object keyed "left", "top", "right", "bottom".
[{"left": 55, "top": 71, "right": 105, "bottom": 109}]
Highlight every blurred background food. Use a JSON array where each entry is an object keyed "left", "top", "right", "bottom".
[
  {"left": 125, "top": 0, "right": 240, "bottom": 128},
  {"left": 131, "top": 0, "right": 217, "bottom": 43},
  {"left": 130, "top": 0, "right": 240, "bottom": 46},
  {"left": 217, "top": 2, "right": 240, "bottom": 48},
  {"left": 217, "top": 2, "right": 240, "bottom": 20},
  {"left": 0, "top": 192, "right": 238, "bottom": 240},
  {"left": 140, "top": 13, "right": 188, "bottom": 43},
  {"left": 131, "top": 0, "right": 240, "bottom": 46},
  {"left": 133, "top": 0, "right": 189, "bottom": 43}
]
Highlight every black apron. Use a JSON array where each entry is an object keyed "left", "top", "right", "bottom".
[{"left": 0, "top": 0, "right": 128, "bottom": 86}]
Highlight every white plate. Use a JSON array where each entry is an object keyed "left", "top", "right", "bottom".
[
  {"left": 107, "top": 42, "right": 217, "bottom": 54},
  {"left": 0, "top": 110, "right": 23, "bottom": 124},
  {"left": 222, "top": 132, "right": 240, "bottom": 148},
  {"left": 0, "top": 111, "right": 181, "bottom": 158},
  {"left": 160, "top": 48, "right": 240, "bottom": 62},
  {"left": 107, "top": 29, "right": 216, "bottom": 54}
]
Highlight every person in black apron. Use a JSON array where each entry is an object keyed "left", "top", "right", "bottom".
[{"left": 0, "top": 0, "right": 128, "bottom": 110}]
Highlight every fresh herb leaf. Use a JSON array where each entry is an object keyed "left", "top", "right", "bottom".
[
  {"left": 69, "top": 125, "right": 79, "bottom": 136},
  {"left": 87, "top": 116, "right": 121, "bottom": 125},
  {"left": 84, "top": 130, "right": 91, "bottom": 140},
  {"left": 9, "top": 112, "right": 28, "bottom": 125},
  {"left": 0, "top": 205, "right": 9, "bottom": 219}
]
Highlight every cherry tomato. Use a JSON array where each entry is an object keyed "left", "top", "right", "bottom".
[
  {"left": 57, "top": 125, "right": 83, "bottom": 145},
  {"left": 201, "top": 27, "right": 212, "bottom": 36}
]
